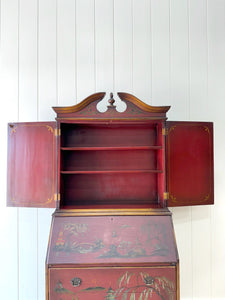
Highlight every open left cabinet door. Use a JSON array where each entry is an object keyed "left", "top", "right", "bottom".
[
  {"left": 7, "top": 122, "right": 57, "bottom": 208},
  {"left": 166, "top": 121, "right": 214, "bottom": 207}
]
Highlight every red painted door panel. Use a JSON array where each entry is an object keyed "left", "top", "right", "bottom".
[
  {"left": 7, "top": 122, "right": 57, "bottom": 207},
  {"left": 49, "top": 266, "right": 177, "bottom": 300},
  {"left": 166, "top": 121, "right": 214, "bottom": 207}
]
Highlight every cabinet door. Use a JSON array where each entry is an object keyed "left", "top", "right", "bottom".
[
  {"left": 166, "top": 121, "right": 214, "bottom": 207},
  {"left": 7, "top": 122, "right": 57, "bottom": 208}
]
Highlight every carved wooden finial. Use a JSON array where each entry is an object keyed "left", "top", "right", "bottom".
[{"left": 108, "top": 92, "right": 116, "bottom": 108}]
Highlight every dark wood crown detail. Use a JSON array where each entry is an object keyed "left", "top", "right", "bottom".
[
  {"left": 52, "top": 92, "right": 106, "bottom": 114},
  {"left": 52, "top": 92, "right": 170, "bottom": 119},
  {"left": 117, "top": 93, "right": 170, "bottom": 113}
]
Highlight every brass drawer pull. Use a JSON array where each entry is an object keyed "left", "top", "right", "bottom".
[{"left": 71, "top": 277, "right": 82, "bottom": 287}]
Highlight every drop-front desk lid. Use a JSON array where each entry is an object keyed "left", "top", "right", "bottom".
[{"left": 46, "top": 214, "right": 178, "bottom": 266}]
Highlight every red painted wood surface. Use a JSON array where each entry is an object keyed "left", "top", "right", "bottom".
[
  {"left": 7, "top": 122, "right": 57, "bottom": 207},
  {"left": 60, "top": 123, "right": 161, "bottom": 148},
  {"left": 61, "top": 149, "right": 159, "bottom": 171},
  {"left": 59, "top": 123, "right": 165, "bottom": 208},
  {"left": 49, "top": 266, "right": 177, "bottom": 300},
  {"left": 6, "top": 93, "right": 214, "bottom": 209},
  {"left": 60, "top": 173, "right": 159, "bottom": 207},
  {"left": 47, "top": 215, "right": 178, "bottom": 265},
  {"left": 167, "top": 121, "right": 214, "bottom": 206}
]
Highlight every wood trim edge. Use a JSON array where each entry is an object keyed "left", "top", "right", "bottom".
[
  {"left": 117, "top": 92, "right": 171, "bottom": 113},
  {"left": 52, "top": 92, "right": 106, "bottom": 114}
]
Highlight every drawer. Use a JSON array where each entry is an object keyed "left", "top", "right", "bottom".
[{"left": 48, "top": 266, "right": 177, "bottom": 300}]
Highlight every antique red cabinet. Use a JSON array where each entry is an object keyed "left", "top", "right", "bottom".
[
  {"left": 7, "top": 92, "right": 214, "bottom": 300},
  {"left": 47, "top": 214, "right": 178, "bottom": 300}
]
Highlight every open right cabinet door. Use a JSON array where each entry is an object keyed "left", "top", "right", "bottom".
[{"left": 166, "top": 121, "right": 214, "bottom": 207}]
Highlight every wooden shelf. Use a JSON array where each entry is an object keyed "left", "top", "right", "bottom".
[
  {"left": 61, "top": 146, "right": 162, "bottom": 151},
  {"left": 61, "top": 169, "right": 163, "bottom": 174},
  {"left": 59, "top": 120, "right": 165, "bottom": 208}
]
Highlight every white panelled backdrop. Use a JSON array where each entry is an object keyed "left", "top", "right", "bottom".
[{"left": 0, "top": 0, "right": 225, "bottom": 299}]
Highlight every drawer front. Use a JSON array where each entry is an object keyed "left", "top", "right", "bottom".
[{"left": 49, "top": 266, "right": 177, "bottom": 300}]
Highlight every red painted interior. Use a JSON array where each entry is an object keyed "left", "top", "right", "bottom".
[
  {"left": 59, "top": 123, "right": 164, "bottom": 208},
  {"left": 167, "top": 121, "right": 214, "bottom": 206},
  {"left": 7, "top": 122, "right": 56, "bottom": 207},
  {"left": 7, "top": 93, "right": 214, "bottom": 209}
]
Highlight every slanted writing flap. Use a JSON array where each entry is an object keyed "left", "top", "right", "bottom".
[
  {"left": 166, "top": 121, "right": 214, "bottom": 207},
  {"left": 47, "top": 215, "right": 178, "bottom": 265},
  {"left": 7, "top": 122, "right": 57, "bottom": 208}
]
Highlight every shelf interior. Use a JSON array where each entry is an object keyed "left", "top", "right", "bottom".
[
  {"left": 61, "top": 123, "right": 160, "bottom": 148},
  {"left": 61, "top": 148, "right": 160, "bottom": 172},
  {"left": 60, "top": 173, "right": 160, "bottom": 206},
  {"left": 59, "top": 122, "right": 165, "bottom": 208}
]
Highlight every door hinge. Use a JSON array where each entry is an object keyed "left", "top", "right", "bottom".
[
  {"left": 162, "top": 127, "right": 168, "bottom": 136},
  {"left": 55, "top": 128, "right": 61, "bottom": 137},
  {"left": 163, "top": 192, "right": 169, "bottom": 200},
  {"left": 54, "top": 193, "right": 60, "bottom": 201}
]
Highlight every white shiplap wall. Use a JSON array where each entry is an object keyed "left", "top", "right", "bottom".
[{"left": 0, "top": 0, "right": 225, "bottom": 299}]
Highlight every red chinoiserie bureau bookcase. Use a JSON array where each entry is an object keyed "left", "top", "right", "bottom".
[{"left": 7, "top": 92, "right": 214, "bottom": 300}]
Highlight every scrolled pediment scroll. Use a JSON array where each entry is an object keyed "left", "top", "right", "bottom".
[{"left": 52, "top": 92, "right": 170, "bottom": 120}]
